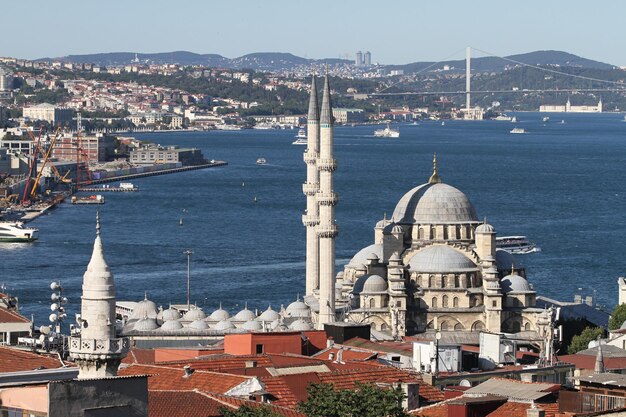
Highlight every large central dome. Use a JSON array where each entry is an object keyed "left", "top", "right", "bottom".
[{"left": 392, "top": 182, "right": 479, "bottom": 225}]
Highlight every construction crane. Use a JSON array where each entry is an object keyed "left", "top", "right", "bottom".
[
  {"left": 29, "top": 127, "right": 62, "bottom": 199},
  {"left": 22, "top": 127, "right": 45, "bottom": 205}
]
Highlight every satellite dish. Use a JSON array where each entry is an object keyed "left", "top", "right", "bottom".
[
  {"left": 49, "top": 313, "right": 58, "bottom": 323},
  {"left": 39, "top": 325, "right": 51, "bottom": 335},
  {"left": 460, "top": 379, "right": 471, "bottom": 387}
]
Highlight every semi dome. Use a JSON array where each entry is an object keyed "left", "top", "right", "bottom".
[
  {"left": 162, "top": 308, "right": 181, "bottom": 322},
  {"left": 130, "top": 296, "right": 158, "bottom": 320},
  {"left": 188, "top": 319, "right": 209, "bottom": 330},
  {"left": 214, "top": 319, "right": 235, "bottom": 331},
  {"left": 347, "top": 244, "right": 383, "bottom": 267},
  {"left": 392, "top": 183, "right": 478, "bottom": 225},
  {"left": 258, "top": 306, "right": 280, "bottom": 322},
  {"left": 500, "top": 272, "right": 533, "bottom": 293},
  {"left": 210, "top": 306, "right": 230, "bottom": 321},
  {"left": 289, "top": 319, "right": 313, "bottom": 331},
  {"left": 183, "top": 308, "right": 206, "bottom": 321},
  {"left": 133, "top": 317, "right": 159, "bottom": 331},
  {"left": 286, "top": 299, "right": 310, "bottom": 318},
  {"left": 243, "top": 320, "right": 263, "bottom": 331},
  {"left": 234, "top": 307, "right": 256, "bottom": 322},
  {"left": 160, "top": 319, "right": 183, "bottom": 331},
  {"left": 362, "top": 275, "right": 388, "bottom": 294},
  {"left": 409, "top": 245, "right": 477, "bottom": 273}
]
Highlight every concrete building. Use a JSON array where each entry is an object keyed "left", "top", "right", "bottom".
[
  {"left": 355, "top": 51, "right": 363, "bottom": 67},
  {"left": 52, "top": 132, "right": 115, "bottom": 163},
  {"left": 0, "top": 292, "right": 31, "bottom": 345},
  {"left": 23, "top": 103, "right": 73, "bottom": 126},
  {"left": 0, "top": 67, "right": 13, "bottom": 92},
  {"left": 539, "top": 98, "right": 603, "bottom": 113},
  {"left": 332, "top": 108, "right": 366, "bottom": 124},
  {"left": 364, "top": 51, "right": 372, "bottom": 66},
  {"left": 129, "top": 144, "right": 206, "bottom": 166}
]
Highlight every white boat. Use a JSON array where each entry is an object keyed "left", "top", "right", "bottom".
[
  {"left": 510, "top": 128, "right": 526, "bottom": 134},
  {"left": 71, "top": 195, "right": 105, "bottom": 204},
  {"left": 374, "top": 123, "right": 400, "bottom": 138},
  {"left": 493, "top": 114, "right": 512, "bottom": 121},
  {"left": 511, "top": 116, "right": 518, "bottom": 123},
  {"left": 119, "top": 182, "right": 137, "bottom": 191},
  {"left": 0, "top": 221, "right": 39, "bottom": 242},
  {"left": 496, "top": 236, "right": 541, "bottom": 254},
  {"left": 292, "top": 127, "right": 307, "bottom": 145},
  {"left": 256, "top": 158, "right": 267, "bottom": 165},
  {"left": 542, "top": 116, "right": 550, "bottom": 123}
]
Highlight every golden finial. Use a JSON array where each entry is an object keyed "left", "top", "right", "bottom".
[
  {"left": 511, "top": 263, "right": 515, "bottom": 275},
  {"left": 428, "top": 153, "right": 441, "bottom": 184}
]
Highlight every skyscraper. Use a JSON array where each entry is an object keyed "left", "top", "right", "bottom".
[
  {"left": 355, "top": 51, "right": 363, "bottom": 67},
  {"left": 364, "top": 51, "right": 371, "bottom": 66}
]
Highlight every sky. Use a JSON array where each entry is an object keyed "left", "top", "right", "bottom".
[{"left": 4, "top": 0, "right": 626, "bottom": 66}]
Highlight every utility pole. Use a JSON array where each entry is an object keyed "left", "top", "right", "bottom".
[{"left": 183, "top": 249, "right": 193, "bottom": 310}]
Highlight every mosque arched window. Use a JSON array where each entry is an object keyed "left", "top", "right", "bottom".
[
  {"left": 442, "top": 295, "right": 449, "bottom": 307},
  {"left": 443, "top": 226, "right": 448, "bottom": 240},
  {"left": 471, "top": 321, "right": 485, "bottom": 331},
  {"left": 381, "top": 323, "right": 389, "bottom": 331},
  {"left": 440, "top": 321, "right": 449, "bottom": 330},
  {"left": 431, "top": 297, "right": 438, "bottom": 308},
  {"left": 429, "top": 226, "right": 435, "bottom": 239},
  {"left": 369, "top": 298, "right": 376, "bottom": 309},
  {"left": 524, "top": 322, "right": 531, "bottom": 331},
  {"left": 454, "top": 322, "right": 464, "bottom": 330},
  {"left": 453, "top": 297, "right": 459, "bottom": 308},
  {"left": 418, "top": 227, "right": 424, "bottom": 239},
  {"left": 454, "top": 275, "right": 460, "bottom": 288},
  {"left": 455, "top": 225, "right": 461, "bottom": 240},
  {"left": 428, "top": 275, "right": 434, "bottom": 287}
]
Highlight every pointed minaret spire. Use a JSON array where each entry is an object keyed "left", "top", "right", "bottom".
[
  {"left": 428, "top": 153, "right": 441, "bottom": 184},
  {"left": 595, "top": 339, "right": 605, "bottom": 374},
  {"left": 320, "top": 66, "right": 333, "bottom": 126},
  {"left": 303, "top": 73, "right": 321, "bottom": 296}
]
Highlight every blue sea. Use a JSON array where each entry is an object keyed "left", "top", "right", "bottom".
[{"left": 2, "top": 112, "right": 626, "bottom": 324}]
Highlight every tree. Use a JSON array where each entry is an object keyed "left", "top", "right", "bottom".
[
  {"left": 220, "top": 405, "right": 283, "bottom": 417},
  {"left": 297, "top": 383, "right": 409, "bottom": 417},
  {"left": 568, "top": 327, "right": 604, "bottom": 354},
  {"left": 609, "top": 304, "right": 626, "bottom": 330}
]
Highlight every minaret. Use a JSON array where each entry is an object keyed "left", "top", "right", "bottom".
[
  {"left": 303, "top": 74, "right": 320, "bottom": 296},
  {"left": 69, "top": 212, "right": 129, "bottom": 378},
  {"left": 316, "top": 68, "right": 338, "bottom": 329}
]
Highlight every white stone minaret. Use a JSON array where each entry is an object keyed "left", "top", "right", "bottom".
[
  {"left": 303, "top": 74, "right": 320, "bottom": 296},
  {"left": 316, "top": 69, "right": 338, "bottom": 329},
  {"left": 69, "top": 212, "right": 129, "bottom": 379}
]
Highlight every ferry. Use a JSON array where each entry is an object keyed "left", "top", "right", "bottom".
[
  {"left": 292, "top": 128, "right": 307, "bottom": 145},
  {"left": 0, "top": 221, "right": 39, "bottom": 242},
  {"left": 496, "top": 236, "right": 541, "bottom": 254},
  {"left": 256, "top": 158, "right": 267, "bottom": 165},
  {"left": 71, "top": 195, "right": 105, "bottom": 205},
  {"left": 374, "top": 123, "right": 400, "bottom": 138},
  {"left": 493, "top": 114, "right": 512, "bottom": 121},
  {"left": 510, "top": 128, "right": 526, "bottom": 134}
]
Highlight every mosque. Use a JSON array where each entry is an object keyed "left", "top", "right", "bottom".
[{"left": 115, "top": 71, "right": 549, "bottom": 341}]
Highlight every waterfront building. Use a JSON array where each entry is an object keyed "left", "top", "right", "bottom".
[
  {"left": 539, "top": 98, "right": 603, "bottom": 113},
  {"left": 332, "top": 108, "right": 366, "bottom": 124},
  {"left": 52, "top": 132, "right": 116, "bottom": 164},
  {"left": 129, "top": 144, "right": 206, "bottom": 166},
  {"left": 22, "top": 103, "right": 73, "bottom": 126}
]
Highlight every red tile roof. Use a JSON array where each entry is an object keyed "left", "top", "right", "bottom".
[
  {"left": 119, "top": 364, "right": 251, "bottom": 394},
  {"left": 0, "top": 346, "right": 66, "bottom": 373},
  {"left": 559, "top": 353, "right": 626, "bottom": 371},
  {"left": 486, "top": 401, "right": 559, "bottom": 417},
  {"left": 410, "top": 400, "right": 449, "bottom": 417},
  {"left": 123, "top": 348, "right": 156, "bottom": 365},
  {"left": 0, "top": 308, "right": 30, "bottom": 324}
]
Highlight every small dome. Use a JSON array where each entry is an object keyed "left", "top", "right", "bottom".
[
  {"left": 234, "top": 307, "right": 256, "bottom": 322},
  {"left": 210, "top": 307, "right": 230, "bottom": 321},
  {"left": 162, "top": 308, "right": 181, "bottom": 322},
  {"left": 375, "top": 217, "right": 391, "bottom": 229},
  {"left": 367, "top": 253, "right": 379, "bottom": 262},
  {"left": 133, "top": 317, "right": 159, "bottom": 331},
  {"left": 289, "top": 319, "right": 313, "bottom": 331},
  {"left": 188, "top": 319, "right": 209, "bottom": 330},
  {"left": 286, "top": 299, "right": 310, "bottom": 318},
  {"left": 160, "top": 319, "right": 184, "bottom": 331},
  {"left": 391, "top": 224, "right": 403, "bottom": 234},
  {"left": 214, "top": 319, "right": 236, "bottom": 331},
  {"left": 389, "top": 252, "right": 401, "bottom": 262},
  {"left": 476, "top": 222, "right": 495, "bottom": 234},
  {"left": 130, "top": 296, "right": 158, "bottom": 320},
  {"left": 183, "top": 308, "right": 206, "bottom": 321},
  {"left": 500, "top": 272, "right": 533, "bottom": 293},
  {"left": 362, "top": 275, "right": 388, "bottom": 294},
  {"left": 347, "top": 244, "right": 383, "bottom": 267},
  {"left": 409, "top": 245, "right": 477, "bottom": 273},
  {"left": 243, "top": 320, "right": 263, "bottom": 331},
  {"left": 258, "top": 306, "right": 280, "bottom": 322}
]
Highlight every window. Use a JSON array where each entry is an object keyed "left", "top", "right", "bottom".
[
  {"left": 369, "top": 298, "right": 376, "bottom": 309},
  {"left": 440, "top": 321, "right": 449, "bottom": 330},
  {"left": 256, "top": 344, "right": 264, "bottom": 354},
  {"left": 453, "top": 297, "right": 459, "bottom": 308},
  {"left": 492, "top": 300, "right": 497, "bottom": 307},
  {"left": 442, "top": 295, "right": 449, "bottom": 307},
  {"left": 431, "top": 297, "right": 437, "bottom": 308}
]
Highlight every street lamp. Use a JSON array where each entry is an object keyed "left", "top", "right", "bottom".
[
  {"left": 434, "top": 330, "right": 442, "bottom": 378},
  {"left": 183, "top": 249, "right": 193, "bottom": 311}
]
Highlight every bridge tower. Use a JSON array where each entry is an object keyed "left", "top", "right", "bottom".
[{"left": 466, "top": 46, "right": 471, "bottom": 115}]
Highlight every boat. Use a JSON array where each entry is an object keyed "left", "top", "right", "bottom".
[
  {"left": 542, "top": 116, "right": 550, "bottom": 123},
  {"left": 493, "top": 114, "right": 512, "bottom": 121},
  {"left": 510, "top": 128, "right": 526, "bottom": 134},
  {"left": 374, "top": 123, "right": 400, "bottom": 138},
  {"left": 0, "top": 221, "right": 39, "bottom": 242},
  {"left": 511, "top": 116, "right": 517, "bottom": 123},
  {"left": 441, "top": 121, "right": 445, "bottom": 126},
  {"left": 496, "top": 236, "right": 541, "bottom": 254},
  {"left": 292, "top": 127, "right": 307, "bottom": 145},
  {"left": 119, "top": 182, "right": 137, "bottom": 191},
  {"left": 256, "top": 158, "right": 267, "bottom": 165},
  {"left": 71, "top": 195, "right": 105, "bottom": 204},
  {"left": 560, "top": 120, "right": 566, "bottom": 124}
]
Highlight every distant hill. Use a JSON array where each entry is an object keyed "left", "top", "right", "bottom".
[
  {"left": 44, "top": 50, "right": 615, "bottom": 73},
  {"left": 389, "top": 50, "right": 615, "bottom": 74}
]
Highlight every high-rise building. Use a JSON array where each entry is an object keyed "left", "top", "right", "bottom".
[
  {"left": 355, "top": 51, "right": 363, "bottom": 67},
  {"left": 0, "top": 67, "right": 13, "bottom": 92},
  {"left": 364, "top": 51, "right": 372, "bottom": 66}
]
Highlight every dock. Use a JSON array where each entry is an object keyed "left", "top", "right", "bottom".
[
  {"left": 79, "top": 186, "right": 138, "bottom": 192},
  {"left": 87, "top": 161, "right": 228, "bottom": 185}
]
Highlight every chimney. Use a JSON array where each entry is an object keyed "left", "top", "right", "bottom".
[
  {"left": 328, "top": 352, "right": 335, "bottom": 361},
  {"left": 245, "top": 360, "right": 257, "bottom": 368},
  {"left": 526, "top": 404, "right": 545, "bottom": 417},
  {"left": 183, "top": 365, "right": 194, "bottom": 378}
]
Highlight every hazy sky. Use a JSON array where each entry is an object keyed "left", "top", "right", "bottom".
[{"left": 4, "top": 0, "right": 625, "bottom": 66}]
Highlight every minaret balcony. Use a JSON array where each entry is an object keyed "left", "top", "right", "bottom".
[
  {"left": 304, "top": 152, "right": 318, "bottom": 164},
  {"left": 302, "top": 182, "right": 319, "bottom": 196},
  {"left": 69, "top": 336, "right": 130, "bottom": 357},
  {"left": 317, "top": 158, "right": 337, "bottom": 172},
  {"left": 302, "top": 214, "right": 320, "bottom": 227},
  {"left": 317, "top": 224, "right": 339, "bottom": 238},
  {"left": 317, "top": 192, "right": 338, "bottom": 206}
]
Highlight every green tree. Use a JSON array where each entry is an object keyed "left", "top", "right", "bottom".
[
  {"left": 297, "top": 383, "right": 409, "bottom": 417},
  {"left": 220, "top": 405, "right": 282, "bottom": 417},
  {"left": 568, "top": 327, "right": 604, "bottom": 354},
  {"left": 609, "top": 304, "right": 626, "bottom": 330}
]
